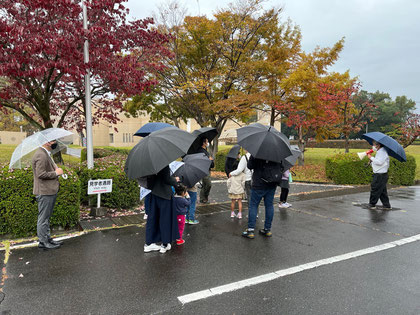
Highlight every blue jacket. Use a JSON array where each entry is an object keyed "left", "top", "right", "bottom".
[{"left": 173, "top": 195, "right": 191, "bottom": 215}]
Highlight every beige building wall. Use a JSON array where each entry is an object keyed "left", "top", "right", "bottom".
[{"left": 0, "top": 131, "right": 27, "bottom": 145}]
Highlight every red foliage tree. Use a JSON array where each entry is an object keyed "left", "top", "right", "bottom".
[
  {"left": 317, "top": 80, "right": 377, "bottom": 152},
  {"left": 0, "top": 0, "right": 170, "bottom": 133},
  {"left": 390, "top": 113, "right": 420, "bottom": 148}
]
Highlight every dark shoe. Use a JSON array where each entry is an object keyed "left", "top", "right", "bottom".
[
  {"left": 259, "top": 229, "right": 272, "bottom": 237},
  {"left": 48, "top": 238, "right": 63, "bottom": 245},
  {"left": 242, "top": 229, "right": 255, "bottom": 239},
  {"left": 38, "top": 242, "right": 60, "bottom": 250},
  {"left": 200, "top": 199, "right": 208, "bottom": 204}
]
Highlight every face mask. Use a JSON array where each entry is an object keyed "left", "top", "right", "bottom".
[
  {"left": 206, "top": 142, "right": 210, "bottom": 147},
  {"left": 51, "top": 142, "right": 58, "bottom": 150},
  {"left": 372, "top": 146, "right": 377, "bottom": 152}
]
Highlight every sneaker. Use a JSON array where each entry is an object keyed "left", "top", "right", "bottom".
[
  {"left": 237, "top": 212, "right": 242, "bottom": 219},
  {"left": 368, "top": 204, "right": 377, "bottom": 210},
  {"left": 283, "top": 202, "right": 292, "bottom": 208},
  {"left": 144, "top": 243, "right": 161, "bottom": 253},
  {"left": 231, "top": 211, "right": 236, "bottom": 218},
  {"left": 259, "top": 229, "right": 272, "bottom": 237},
  {"left": 188, "top": 219, "right": 199, "bottom": 225},
  {"left": 176, "top": 239, "right": 185, "bottom": 245},
  {"left": 160, "top": 243, "right": 172, "bottom": 254},
  {"left": 382, "top": 206, "right": 392, "bottom": 210},
  {"left": 278, "top": 203, "right": 287, "bottom": 208},
  {"left": 242, "top": 229, "right": 255, "bottom": 239}
]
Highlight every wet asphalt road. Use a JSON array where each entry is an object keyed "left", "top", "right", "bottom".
[{"left": 1, "top": 186, "right": 420, "bottom": 314}]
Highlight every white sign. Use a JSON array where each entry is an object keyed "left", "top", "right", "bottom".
[{"left": 88, "top": 179, "right": 113, "bottom": 195}]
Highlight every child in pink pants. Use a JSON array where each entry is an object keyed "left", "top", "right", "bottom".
[{"left": 174, "top": 184, "right": 191, "bottom": 245}]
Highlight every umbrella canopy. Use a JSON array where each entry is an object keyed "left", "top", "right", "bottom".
[
  {"left": 362, "top": 132, "right": 406, "bottom": 162},
  {"left": 226, "top": 144, "right": 241, "bottom": 159},
  {"left": 187, "top": 127, "right": 218, "bottom": 154},
  {"left": 173, "top": 153, "right": 212, "bottom": 188},
  {"left": 125, "top": 127, "right": 195, "bottom": 179},
  {"left": 134, "top": 122, "right": 174, "bottom": 137},
  {"left": 236, "top": 123, "right": 292, "bottom": 163},
  {"left": 9, "top": 128, "right": 73, "bottom": 169},
  {"left": 282, "top": 147, "right": 301, "bottom": 170}
]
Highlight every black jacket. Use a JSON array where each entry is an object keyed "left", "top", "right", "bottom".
[
  {"left": 247, "top": 156, "right": 279, "bottom": 190},
  {"left": 197, "top": 147, "right": 215, "bottom": 169},
  {"left": 150, "top": 166, "right": 178, "bottom": 200}
]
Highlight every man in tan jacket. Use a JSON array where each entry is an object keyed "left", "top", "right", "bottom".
[{"left": 32, "top": 140, "right": 64, "bottom": 250}]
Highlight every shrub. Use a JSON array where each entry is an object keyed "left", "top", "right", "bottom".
[
  {"left": 291, "top": 140, "right": 371, "bottom": 149},
  {"left": 75, "top": 154, "right": 139, "bottom": 209},
  {"left": 80, "top": 147, "right": 130, "bottom": 162},
  {"left": 0, "top": 166, "right": 80, "bottom": 237},
  {"left": 326, "top": 153, "right": 416, "bottom": 185},
  {"left": 215, "top": 148, "right": 230, "bottom": 172}
]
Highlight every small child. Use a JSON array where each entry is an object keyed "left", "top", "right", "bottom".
[
  {"left": 174, "top": 184, "right": 191, "bottom": 245},
  {"left": 279, "top": 169, "right": 292, "bottom": 208},
  {"left": 227, "top": 170, "right": 246, "bottom": 219}
]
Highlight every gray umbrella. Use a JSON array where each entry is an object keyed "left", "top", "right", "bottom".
[
  {"left": 237, "top": 123, "right": 292, "bottom": 163},
  {"left": 282, "top": 147, "right": 301, "bottom": 170},
  {"left": 226, "top": 144, "right": 241, "bottom": 159},
  {"left": 174, "top": 153, "right": 212, "bottom": 188},
  {"left": 124, "top": 127, "right": 195, "bottom": 179}
]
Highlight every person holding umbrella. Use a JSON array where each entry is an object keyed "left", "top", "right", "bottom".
[
  {"left": 32, "top": 140, "right": 64, "bottom": 250},
  {"left": 367, "top": 141, "right": 392, "bottom": 210},
  {"left": 197, "top": 138, "right": 214, "bottom": 204}
]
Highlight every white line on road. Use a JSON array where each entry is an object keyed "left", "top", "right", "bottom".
[{"left": 177, "top": 233, "right": 420, "bottom": 305}]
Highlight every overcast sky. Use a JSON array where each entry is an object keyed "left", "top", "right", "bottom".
[{"left": 125, "top": 0, "right": 419, "bottom": 111}]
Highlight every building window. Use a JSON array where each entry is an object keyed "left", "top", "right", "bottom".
[{"left": 109, "top": 134, "right": 114, "bottom": 143}]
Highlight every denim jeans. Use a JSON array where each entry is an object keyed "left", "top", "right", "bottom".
[
  {"left": 187, "top": 191, "right": 198, "bottom": 221},
  {"left": 248, "top": 188, "right": 276, "bottom": 230}
]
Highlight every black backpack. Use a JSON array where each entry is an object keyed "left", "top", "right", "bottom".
[{"left": 261, "top": 161, "right": 284, "bottom": 184}]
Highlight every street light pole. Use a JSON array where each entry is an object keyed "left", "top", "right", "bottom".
[{"left": 82, "top": 0, "right": 94, "bottom": 169}]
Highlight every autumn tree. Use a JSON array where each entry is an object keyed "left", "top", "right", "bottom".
[
  {"left": 128, "top": 0, "right": 283, "bottom": 154},
  {"left": 318, "top": 73, "right": 377, "bottom": 152},
  {"left": 0, "top": 0, "right": 170, "bottom": 134},
  {"left": 388, "top": 112, "right": 420, "bottom": 148},
  {"left": 274, "top": 39, "right": 345, "bottom": 164}
]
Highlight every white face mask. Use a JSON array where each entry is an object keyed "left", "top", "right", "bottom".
[
  {"left": 206, "top": 142, "right": 210, "bottom": 147},
  {"left": 372, "top": 145, "right": 378, "bottom": 152}
]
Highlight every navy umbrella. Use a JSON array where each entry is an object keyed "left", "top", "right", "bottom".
[
  {"left": 237, "top": 123, "right": 292, "bottom": 163},
  {"left": 174, "top": 153, "right": 212, "bottom": 188},
  {"left": 362, "top": 132, "right": 406, "bottom": 162},
  {"left": 134, "top": 122, "right": 174, "bottom": 137}
]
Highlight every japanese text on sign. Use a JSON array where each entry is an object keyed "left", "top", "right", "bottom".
[{"left": 88, "top": 179, "right": 113, "bottom": 195}]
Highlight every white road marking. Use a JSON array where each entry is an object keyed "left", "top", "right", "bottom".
[
  {"left": 0, "top": 232, "right": 86, "bottom": 251},
  {"left": 177, "top": 233, "right": 420, "bottom": 305}
]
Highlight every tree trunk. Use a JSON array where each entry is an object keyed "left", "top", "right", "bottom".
[
  {"left": 297, "top": 126, "right": 305, "bottom": 166},
  {"left": 345, "top": 134, "right": 350, "bottom": 153},
  {"left": 270, "top": 107, "right": 275, "bottom": 126}
]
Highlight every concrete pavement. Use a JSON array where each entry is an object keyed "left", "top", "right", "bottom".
[{"left": 1, "top": 186, "right": 419, "bottom": 314}]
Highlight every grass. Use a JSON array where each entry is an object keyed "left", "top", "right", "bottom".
[{"left": 1, "top": 144, "right": 419, "bottom": 181}]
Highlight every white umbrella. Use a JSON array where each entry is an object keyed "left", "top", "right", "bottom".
[{"left": 9, "top": 128, "right": 74, "bottom": 169}]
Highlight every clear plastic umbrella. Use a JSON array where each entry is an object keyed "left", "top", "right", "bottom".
[{"left": 9, "top": 128, "right": 74, "bottom": 169}]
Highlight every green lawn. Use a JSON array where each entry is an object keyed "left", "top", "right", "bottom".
[{"left": 1, "top": 144, "right": 419, "bottom": 181}]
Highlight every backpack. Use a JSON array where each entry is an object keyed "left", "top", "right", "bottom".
[{"left": 261, "top": 161, "right": 284, "bottom": 184}]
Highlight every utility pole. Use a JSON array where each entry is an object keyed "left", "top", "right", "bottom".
[{"left": 82, "top": 1, "right": 94, "bottom": 169}]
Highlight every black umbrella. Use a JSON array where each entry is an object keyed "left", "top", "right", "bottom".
[
  {"left": 282, "top": 147, "right": 301, "bottom": 170},
  {"left": 226, "top": 144, "right": 241, "bottom": 159},
  {"left": 187, "top": 127, "right": 218, "bottom": 154},
  {"left": 173, "top": 153, "right": 212, "bottom": 187},
  {"left": 134, "top": 122, "right": 174, "bottom": 137},
  {"left": 236, "top": 123, "right": 292, "bottom": 163},
  {"left": 125, "top": 127, "right": 195, "bottom": 179}
]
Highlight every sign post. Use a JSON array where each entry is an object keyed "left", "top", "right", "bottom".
[{"left": 88, "top": 179, "right": 113, "bottom": 217}]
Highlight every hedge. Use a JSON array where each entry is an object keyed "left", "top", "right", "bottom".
[
  {"left": 326, "top": 153, "right": 416, "bottom": 185},
  {"left": 75, "top": 154, "right": 139, "bottom": 209},
  {"left": 291, "top": 140, "right": 372, "bottom": 149},
  {"left": 0, "top": 166, "right": 80, "bottom": 237},
  {"left": 215, "top": 148, "right": 230, "bottom": 173},
  {"left": 80, "top": 147, "right": 131, "bottom": 162}
]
